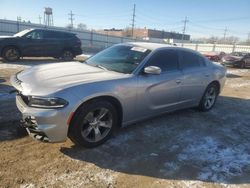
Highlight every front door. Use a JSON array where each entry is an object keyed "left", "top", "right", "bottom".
[
  {"left": 21, "top": 30, "right": 45, "bottom": 56},
  {"left": 136, "top": 49, "right": 183, "bottom": 118}
]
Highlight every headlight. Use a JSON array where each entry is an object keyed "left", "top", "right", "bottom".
[{"left": 28, "top": 96, "right": 68, "bottom": 109}]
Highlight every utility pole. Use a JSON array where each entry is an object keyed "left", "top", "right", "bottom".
[
  {"left": 131, "top": 4, "right": 136, "bottom": 38},
  {"left": 223, "top": 27, "right": 228, "bottom": 41},
  {"left": 248, "top": 32, "right": 250, "bottom": 42},
  {"left": 38, "top": 15, "right": 42, "bottom": 24},
  {"left": 68, "top": 10, "right": 75, "bottom": 28},
  {"left": 17, "top": 16, "right": 21, "bottom": 32},
  {"left": 17, "top": 16, "right": 21, "bottom": 22},
  {"left": 181, "top": 16, "right": 189, "bottom": 46}
]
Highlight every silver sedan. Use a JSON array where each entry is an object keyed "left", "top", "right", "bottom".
[{"left": 11, "top": 42, "right": 226, "bottom": 147}]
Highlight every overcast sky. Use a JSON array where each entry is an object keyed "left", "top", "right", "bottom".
[{"left": 0, "top": 0, "right": 249, "bottom": 40}]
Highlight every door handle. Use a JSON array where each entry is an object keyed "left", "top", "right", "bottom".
[{"left": 176, "top": 79, "right": 181, "bottom": 84}]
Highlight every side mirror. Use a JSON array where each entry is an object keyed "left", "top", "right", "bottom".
[
  {"left": 26, "top": 35, "right": 32, "bottom": 39},
  {"left": 144, "top": 66, "right": 161, "bottom": 75}
]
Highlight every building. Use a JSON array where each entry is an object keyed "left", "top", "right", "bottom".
[
  {"left": 97, "top": 27, "right": 190, "bottom": 41},
  {"left": 96, "top": 28, "right": 123, "bottom": 37}
]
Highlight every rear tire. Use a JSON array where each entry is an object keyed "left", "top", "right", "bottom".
[
  {"left": 241, "top": 61, "right": 246, "bottom": 69},
  {"left": 2, "top": 47, "right": 20, "bottom": 62},
  {"left": 198, "top": 83, "right": 219, "bottom": 112},
  {"left": 61, "top": 50, "right": 74, "bottom": 61},
  {"left": 68, "top": 100, "right": 118, "bottom": 148}
]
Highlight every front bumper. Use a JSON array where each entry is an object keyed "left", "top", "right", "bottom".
[
  {"left": 221, "top": 61, "right": 241, "bottom": 67},
  {"left": 16, "top": 95, "right": 70, "bottom": 142}
]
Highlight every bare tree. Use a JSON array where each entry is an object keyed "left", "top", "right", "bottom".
[
  {"left": 77, "top": 23, "right": 87, "bottom": 31},
  {"left": 122, "top": 27, "right": 132, "bottom": 37},
  {"left": 66, "top": 24, "right": 73, "bottom": 30}
]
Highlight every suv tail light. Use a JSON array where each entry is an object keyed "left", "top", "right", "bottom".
[{"left": 76, "top": 38, "right": 81, "bottom": 45}]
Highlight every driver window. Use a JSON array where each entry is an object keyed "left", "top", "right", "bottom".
[{"left": 26, "top": 31, "right": 43, "bottom": 39}]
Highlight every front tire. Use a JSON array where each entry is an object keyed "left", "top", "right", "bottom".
[
  {"left": 68, "top": 100, "right": 118, "bottom": 148},
  {"left": 199, "top": 83, "right": 219, "bottom": 111},
  {"left": 2, "top": 47, "right": 20, "bottom": 62}
]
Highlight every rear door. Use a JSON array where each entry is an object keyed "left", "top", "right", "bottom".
[
  {"left": 179, "top": 50, "right": 209, "bottom": 106},
  {"left": 137, "top": 49, "right": 183, "bottom": 118},
  {"left": 43, "top": 31, "right": 63, "bottom": 56}
]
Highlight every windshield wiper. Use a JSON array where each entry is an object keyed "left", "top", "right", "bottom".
[
  {"left": 84, "top": 62, "right": 106, "bottom": 70},
  {"left": 94, "top": 64, "right": 108, "bottom": 70}
]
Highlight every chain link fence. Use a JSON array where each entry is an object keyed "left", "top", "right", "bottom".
[{"left": 1, "top": 19, "right": 250, "bottom": 53}]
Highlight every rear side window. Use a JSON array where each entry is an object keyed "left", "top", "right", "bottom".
[
  {"left": 44, "top": 31, "right": 58, "bottom": 39},
  {"left": 146, "top": 50, "right": 179, "bottom": 72},
  {"left": 181, "top": 51, "right": 205, "bottom": 69},
  {"left": 64, "top": 33, "right": 75, "bottom": 39},
  {"left": 44, "top": 31, "right": 69, "bottom": 39}
]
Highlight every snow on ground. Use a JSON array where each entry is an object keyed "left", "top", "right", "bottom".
[
  {"left": 178, "top": 136, "right": 250, "bottom": 182},
  {"left": 77, "top": 53, "right": 93, "bottom": 59},
  {"left": 226, "top": 68, "right": 250, "bottom": 90},
  {"left": 226, "top": 80, "right": 250, "bottom": 89},
  {"left": 226, "top": 68, "right": 249, "bottom": 75},
  {"left": 38, "top": 162, "right": 118, "bottom": 188},
  {"left": 0, "top": 62, "right": 31, "bottom": 69}
]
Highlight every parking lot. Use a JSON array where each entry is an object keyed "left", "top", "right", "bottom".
[{"left": 0, "top": 58, "right": 250, "bottom": 188}]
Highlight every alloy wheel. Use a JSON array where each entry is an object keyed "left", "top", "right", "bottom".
[
  {"left": 5, "top": 48, "right": 19, "bottom": 61},
  {"left": 62, "top": 50, "right": 73, "bottom": 60},
  {"left": 81, "top": 108, "right": 113, "bottom": 143},
  {"left": 204, "top": 87, "right": 216, "bottom": 109}
]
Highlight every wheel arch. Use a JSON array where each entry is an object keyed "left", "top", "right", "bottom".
[
  {"left": 69, "top": 95, "right": 123, "bottom": 130},
  {"left": 1, "top": 45, "right": 22, "bottom": 57},
  {"left": 208, "top": 80, "right": 221, "bottom": 93}
]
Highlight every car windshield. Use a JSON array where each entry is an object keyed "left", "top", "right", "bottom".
[
  {"left": 13, "top": 29, "right": 33, "bottom": 37},
  {"left": 85, "top": 45, "right": 151, "bottom": 74}
]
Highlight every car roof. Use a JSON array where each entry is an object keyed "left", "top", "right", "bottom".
[
  {"left": 124, "top": 42, "right": 202, "bottom": 56},
  {"left": 125, "top": 42, "right": 174, "bottom": 50},
  {"left": 30, "top": 28, "right": 75, "bottom": 35}
]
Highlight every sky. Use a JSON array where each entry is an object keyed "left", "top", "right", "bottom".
[{"left": 0, "top": 0, "right": 249, "bottom": 40}]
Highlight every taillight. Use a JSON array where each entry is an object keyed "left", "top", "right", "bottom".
[{"left": 76, "top": 38, "right": 81, "bottom": 45}]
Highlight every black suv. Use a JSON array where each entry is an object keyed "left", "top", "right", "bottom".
[{"left": 0, "top": 28, "right": 82, "bottom": 61}]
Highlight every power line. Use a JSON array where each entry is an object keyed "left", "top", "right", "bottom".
[
  {"left": 189, "top": 21, "right": 224, "bottom": 31},
  {"left": 68, "top": 10, "right": 75, "bottom": 28},
  {"left": 181, "top": 16, "right": 189, "bottom": 44},
  {"left": 194, "top": 16, "right": 250, "bottom": 23},
  {"left": 131, "top": 4, "right": 136, "bottom": 37}
]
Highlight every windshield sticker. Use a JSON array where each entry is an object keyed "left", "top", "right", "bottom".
[{"left": 131, "top": 46, "right": 147, "bottom": 53}]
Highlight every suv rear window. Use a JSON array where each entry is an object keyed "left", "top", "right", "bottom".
[{"left": 43, "top": 31, "right": 75, "bottom": 39}]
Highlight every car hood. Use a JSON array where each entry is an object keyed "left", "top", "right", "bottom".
[
  {"left": 223, "top": 55, "right": 242, "bottom": 61},
  {"left": 0, "top": 36, "right": 15, "bottom": 39},
  {"left": 15, "top": 62, "right": 128, "bottom": 95}
]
